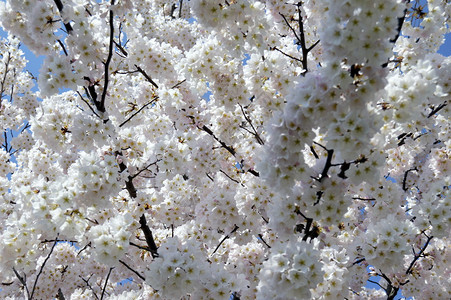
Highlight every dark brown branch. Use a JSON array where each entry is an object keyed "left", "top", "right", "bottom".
[
  {"left": 211, "top": 225, "right": 239, "bottom": 255},
  {"left": 402, "top": 168, "right": 417, "bottom": 191},
  {"left": 135, "top": 65, "right": 159, "bottom": 89},
  {"left": 279, "top": 4, "right": 320, "bottom": 73},
  {"left": 405, "top": 234, "right": 433, "bottom": 275},
  {"left": 100, "top": 267, "right": 114, "bottom": 300},
  {"left": 220, "top": 169, "right": 242, "bottom": 185},
  {"left": 367, "top": 279, "right": 385, "bottom": 290},
  {"left": 131, "top": 159, "right": 161, "bottom": 179},
  {"left": 271, "top": 46, "right": 302, "bottom": 63},
  {"left": 41, "top": 238, "right": 77, "bottom": 244},
  {"left": 119, "top": 260, "right": 145, "bottom": 281},
  {"left": 139, "top": 214, "right": 159, "bottom": 258},
  {"left": 13, "top": 267, "right": 30, "bottom": 299},
  {"left": 119, "top": 96, "right": 158, "bottom": 127},
  {"left": 0, "top": 52, "right": 11, "bottom": 103},
  {"left": 53, "top": 0, "right": 73, "bottom": 33},
  {"left": 200, "top": 125, "right": 236, "bottom": 156},
  {"left": 77, "top": 91, "right": 102, "bottom": 119},
  {"left": 295, "top": 208, "right": 319, "bottom": 242},
  {"left": 57, "top": 39, "right": 68, "bottom": 56},
  {"left": 206, "top": 172, "right": 215, "bottom": 182},
  {"left": 114, "top": 40, "right": 128, "bottom": 57},
  {"left": 179, "top": 0, "right": 183, "bottom": 18},
  {"left": 238, "top": 103, "right": 264, "bottom": 145},
  {"left": 57, "top": 288, "right": 65, "bottom": 300},
  {"left": 129, "top": 241, "right": 151, "bottom": 251},
  {"left": 352, "top": 258, "right": 365, "bottom": 265},
  {"left": 379, "top": 272, "right": 399, "bottom": 300},
  {"left": 115, "top": 151, "right": 137, "bottom": 198},
  {"left": 77, "top": 242, "right": 91, "bottom": 257},
  {"left": 390, "top": 6, "right": 407, "bottom": 43},
  {"left": 98, "top": 1, "right": 115, "bottom": 113},
  {"left": 257, "top": 234, "right": 271, "bottom": 248},
  {"left": 313, "top": 142, "right": 334, "bottom": 181},
  {"left": 427, "top": 102, "right": 447, "bottom": 118},
  {"left": 30, "top": 235, "right": 59, "bottom": 300},
  {"left": 352, "top": 197, "right": 376, "bottom": 201},
  {"left": 80, "top": 275, "right": 99, "bottom": 300}
]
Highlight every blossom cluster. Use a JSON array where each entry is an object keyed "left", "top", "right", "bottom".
[{"left": 0, "top": 0, "right": 449, "bottom": 299}]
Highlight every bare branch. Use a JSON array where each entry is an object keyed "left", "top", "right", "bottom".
[
  {"left": 30, "top": 235, "right": 59, "bottom": 300},
  {"left": 100, "top": 267, "right": 114, "bottom": 300},
  {"left": 257, "top": 234, "right": 271, "bottom": 248},
  {"left": 129, "top": 241, "right": 151, "bottom": 251},
  {"left": 131, "top": 159, "right": 161, "bottom": 179},
  {"left": 119, "top": 96, "right": 158, "bottom": 127},
  {"left": 211, "top": 225, "right": 239, "bottom": 255},
  {"left": 135, "top": 65, "right": 159, "bottom": 89},
  {"left": 405, "top": 235, "right": 433, "bottom": 275},
  {"left": 139, "top": 214, "right": 159, "bottom": 258},
  {"left": 119, "top": 260, "right": 145, "bottom": 281},
  {"left": 13, "top": 267, "right": 30, "bottom": 299},
  {"left": 402, "top": 168, "right": 417, "bottom": 191},
  {"left": 99, "top": 1, "right": 115, "bottom": 113},
  {"left": 238, "top": 103, "right": 264, "bottom": 145},
  {"left": 53, "top": 0, "right": 74, "bottom": 33},
  {"left": 220, "top": 169, "right": 242, "bottom": 186},
  {"left": 77, "top": 91, "right": 102, "bottom": 118},
  {"left": 427, "top": 101, "right": 447, "bottom": 118},
  {"left": 80, "top": 275, "right": 99, "bottom": 300},
  {"left": 57, "top": 288, "right": 65, "bottom": 300},
  {"left": 271, "top": 46, "right": 302, "bottom": 63}
]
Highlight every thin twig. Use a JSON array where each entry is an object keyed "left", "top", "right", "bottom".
[
  {"left": 129, "top": 241, "right": 151, "bottom": 251},
  {"left": 219, "top": 169, "right": 242, "bottom": 185},
  {"left": 30, "top": 235, "right": 59, "bottom": 299},
  {"left": 271, "top": 46, "right": 302, "bottom": 63},
  {"left": 119, "top": 96, "right": 158, "bottom": 127},
  {"left": 238, "top": 103, "right": 264, "bottom": 145},
  {"left": 13, "top": 267, "right": 30, "bottom": 299},
  {"left": 211, "top": 225, "right": 239, "bottom": 255},
  {"left": 427, "top": 102, "right": 447, "bottom": 118},
  {"left": 131, "top": 159, "right": 161, "bottom": 179},
  {"left": 119, "top": 260, "right": 145, "bottom": 281},
  {"left": 257, "top": 234, "right": 271, "bottom": 248},
  {"left": 80, "top": 275, "right": 99, "bottom": 300},
  {"left": 135, "top": 65, "right": 159, "bottom": 89},
  {"left": 405, "top": 234, "right": 433, "bottom": 275},
  {"left": 77, "top": 91, "right": 102, "bottom": 119},
  {"left": 100, "top": 267, "right": 114, "bottom": 300}
]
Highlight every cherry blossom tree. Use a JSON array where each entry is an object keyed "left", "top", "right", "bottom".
[{"left": 0, "top": 0, "right": 449, "bottom": 299}]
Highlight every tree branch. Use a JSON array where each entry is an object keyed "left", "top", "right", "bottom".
[
  {"left": 139, "top": 214, "right": 159, "bottom": 258},
  {"left": 427, "top": 101, "right": 447, "bottom": 118},
  {"left": 13, "top": 267, "right": 30, "bottom": 299},
  {"left": 119, "top": 260, "right": 145, "bottom": 281},
  {"left": 98, "top": 0, "right": 115, "bottom": 113},
  {"left": 119, "top": 96, "right": 158, "bottom": 127},
  {"left": 100, "top": 267, "right": 114, "bottom": 300},
  {"left": 211, "top": 225, "right": 239, "bottom": 255},
  {"left": 30, "top": 235, "right": 59, "bottom": 300},
  {"left": 80, "top": 275, "right": 99, "bottom": 300},
  {"left": 53, "top": 0, "right": 74, "bottom": 33},
  {"left": 405, "top": 234, "right": 433, "bottom": 275},
  {"left": 238, "top": 103, "right": 264, "bottom": 145},
  {"left": 135, "top": 65, "right": 159, "bottom": 89}
]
